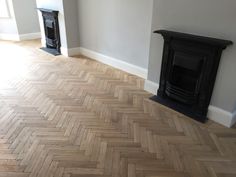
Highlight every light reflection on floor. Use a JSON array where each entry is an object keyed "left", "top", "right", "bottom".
[{"left": 0, "top": 41, "right": 30, "bottom": 89}]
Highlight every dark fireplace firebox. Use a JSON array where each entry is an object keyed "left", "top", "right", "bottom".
[
  {"left": 38, "top": 8, "right": 61, "bottom": 55},
  {"left": 151, "top": 30, "right": 232, "bottom": 122}
]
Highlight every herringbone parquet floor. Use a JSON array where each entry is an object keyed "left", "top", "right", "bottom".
[{"left": 0, "top": 40, "right": 235, "bottom": 177}]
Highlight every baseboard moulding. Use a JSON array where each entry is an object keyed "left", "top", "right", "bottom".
[
  {"left": 79, "top": 47, "right": 148, "bottom": 79},
  {"left": 0, "top": 32, "right": 41, "bottom": 41},
  {"left": 0, "top": 33, "right": 20, "bottom": 41},
  {"left": 19, "top": 32, "right": 41, "bottom": 41}
]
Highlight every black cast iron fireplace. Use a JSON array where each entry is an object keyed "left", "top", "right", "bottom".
[
  {"left": 151, "top": 30, "right": 233, "bottom": 122},
  {"left": 38, "top": 8, "right": 61, "bottom": 55}
]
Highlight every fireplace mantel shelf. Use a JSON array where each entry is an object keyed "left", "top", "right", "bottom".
[{"left": 154, "top": 30, "right": 233, "bottom": 48}]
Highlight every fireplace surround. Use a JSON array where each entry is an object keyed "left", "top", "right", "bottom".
[
  {"left": 38, "top": 8, "right": 61, "bottom": 55},
  {"left": 151, "top": 30, "right": 233, "bottom": 123}
]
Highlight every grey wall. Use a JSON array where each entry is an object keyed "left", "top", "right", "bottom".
[
  {"left": 0, "top": 0, "right": 18, "bottom": 34},
  {"left": 63, "top": 0, "right": 79, "bottom": 48},
  {"left": 13, "top": 0, "right": 40, "bottom": 34},
  {"left": 148, "top": 0, "right": 236, "bottom": 112},
  {"left": 77, "top": 0, "right": 153, "bottom": 69}
]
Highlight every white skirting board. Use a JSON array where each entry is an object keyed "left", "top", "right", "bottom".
[
  {"left": 61, "top": 47, "right": 80, "bottom": 57},
  {"left": 0, "top": 33, "right": 20, "bottom": 41},
  {"left": 208, "top": 106, "right": 236, "bottom": 128},
  {"left": 144, "top": 79, "right": 236, "bottom": 128},
  {"left": 19, "top": 32, "right": 41, "bottom": 41},
  {"left": 60, "top": 47, "right": 147, "bottom": 79},
  {"left": 79, "top": 47, "right": 148, "bottom": 79},
  {"left": 144, "top": 79, "right": 159, "bottom": 95},
  {"left": 0, "top": 32, "right": 41, "bottom": 41}
]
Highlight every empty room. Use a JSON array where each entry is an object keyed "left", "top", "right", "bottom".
[{"left": 0, "top": 0, "right": 236, "bottom": 177}]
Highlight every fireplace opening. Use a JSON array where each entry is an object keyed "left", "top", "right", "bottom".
[
  {"left": 38, "top": 8, "right": 61, "bottom": 56},
  {"left": 151, "top": 30, "right": 232, "bottom": 123},
  {"left": 47, "top": 27, "right": 55, "bottom": 40},
  {"left": 166, "top": 52, "right": 204, "bottom": 105}
]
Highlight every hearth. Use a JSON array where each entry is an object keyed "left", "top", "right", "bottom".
[
  {"left": 38, "top": 8, "right": 61, "bottom": 55},
  {"left": 151, "top": 30, "right": 232, "bottom": 122}
]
